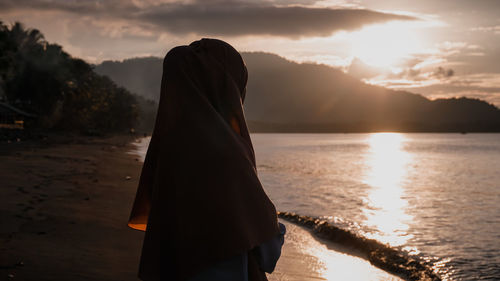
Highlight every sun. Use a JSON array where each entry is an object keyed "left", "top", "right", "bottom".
[{"left": 348, "top": 21, "right": 424, "bottom": 68}]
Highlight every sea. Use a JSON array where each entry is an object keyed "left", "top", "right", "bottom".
[{"left": 132, "top": 133, "right": 500, "bottom": 280}]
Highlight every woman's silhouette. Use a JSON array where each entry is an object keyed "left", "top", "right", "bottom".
[{"left": 128, "top": 38, "right": 285, "bottom": 281}]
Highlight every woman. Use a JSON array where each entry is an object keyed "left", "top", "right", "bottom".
[{"left": 128, "top": 38, "right": 285, "bottom": 281}]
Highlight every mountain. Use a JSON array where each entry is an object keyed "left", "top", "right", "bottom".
[
  {"left": 95, "top": 57, "right": 163, "bottom": 102},
  {"left": 95, "top": 53, "right": 500, "bottom": 132}
]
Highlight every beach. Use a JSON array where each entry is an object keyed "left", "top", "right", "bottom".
[
  {"left": 0, "top": 135, "right": 144, "bottom": 280},
  {"left": 0, "top": 135, "right": 400, "bottom": 281}
]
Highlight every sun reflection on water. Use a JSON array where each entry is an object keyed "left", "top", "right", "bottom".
[{"left": 362, "top": 133, "right": 413, "bottom": 246}]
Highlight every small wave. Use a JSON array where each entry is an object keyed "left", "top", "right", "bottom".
[{"left": 278, "top": 211, "right": 442, "bottom": 281}]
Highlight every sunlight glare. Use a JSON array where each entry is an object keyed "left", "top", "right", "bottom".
[
  {"left": 286, "top": 223, "right": 401, "bottom": 280},
  {"left": 362, "top": 133, "right": 413, "bottom": 246},
  {"left": 349, "top": 21, "right": 424, "bottom": 68}
]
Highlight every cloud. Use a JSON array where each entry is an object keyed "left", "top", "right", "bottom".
[
  {"left": 355, "top": 39, "right": 490, "bottom": 88},
  {"left": 0, "top": 0, "right": 416, "bottom": 38},
  {"left": 431, "top": 66, "right": 454, "bottom": 79},
  {"left": 347, "top": 57, "right": 383, "bottom": 79},
  {"left": 367, "top": 72, "right": 500, "bottom": 106},
  {"left": 470, "top": 25, "right": 500, "bottom": 35},
  {"left": 139, "top": 4, "right": 415, "bottom": 37}
]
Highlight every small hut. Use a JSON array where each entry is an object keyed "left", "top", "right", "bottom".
[{"left": 0, "top": 102, "right": 37, "bottom": 129}]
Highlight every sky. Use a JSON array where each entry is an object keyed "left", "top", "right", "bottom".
[{"left": 1, "top": 0, "right": 500, "bottom": 105}]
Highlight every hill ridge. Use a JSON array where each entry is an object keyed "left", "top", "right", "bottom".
[{"left": 95, "top": 53, "right": 500, "bottom": 132}]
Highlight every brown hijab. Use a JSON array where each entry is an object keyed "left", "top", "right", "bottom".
[{"left": 128, "top": 38, "right": 279, "bottom": 281}]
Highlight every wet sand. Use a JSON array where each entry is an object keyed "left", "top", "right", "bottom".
[
  {"left": 0, "top": 135, "right": 401, "bottom": 281},
  {"left": 271, "top": 222, "right": 401, "bottom": 281}
]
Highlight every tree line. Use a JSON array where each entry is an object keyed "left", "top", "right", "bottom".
[{"left": 0, "top": 21, "right": 154, "bottom": 134}]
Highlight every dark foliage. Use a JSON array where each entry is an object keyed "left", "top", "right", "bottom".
[{"left": 0, "top": 21, "right": 138, "bottom": 133}]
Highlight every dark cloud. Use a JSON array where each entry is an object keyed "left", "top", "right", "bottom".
[
  {"left": 363, "top": 0, "right": 500, "bottom": 14},
  {"left": 0, "top": 0, "right": 136, "bottom": 17},
  {"left": 431, "top": 67, "right": 454, "bottom": 79},
  {"left": 0, "top": 0, "right": 416, "bottom": 37},
  {"left": 140, "top": 4, "right": 415, "bottom": 37}
]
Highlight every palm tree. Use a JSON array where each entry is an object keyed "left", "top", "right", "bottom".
[{"left": 9, "top": 22, "right": 45, "bottom": 50}]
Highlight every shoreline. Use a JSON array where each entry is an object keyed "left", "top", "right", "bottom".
[
  {"left": 1, "top": 134, "right": 403, "bottom": 281},
  {"left": 272, "top": 220, "right": 402, "bottom": 281},
  {"left": 129, "top": 137, "right": 404, "bottom": 281},
  {"left": 278, "top": 213, "right": 440, "bottom": 281}
]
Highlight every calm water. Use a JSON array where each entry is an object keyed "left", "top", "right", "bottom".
[{"left": 134, "top": 133, "right": 500, "bottom": 280}]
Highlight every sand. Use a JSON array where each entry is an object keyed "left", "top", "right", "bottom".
[
  {"left": 270, "top": 222, "right": 401, "bottom": 281},
  {"left": 0, "top": 135, "right": 401, "bottom": 281},
  {"left": 0, "top": 135, "right": 145, "bottom": 281}
]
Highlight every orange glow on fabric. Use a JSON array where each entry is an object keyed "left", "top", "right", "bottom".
[
  {"left": 231, "top": 117, "right": 241, "bottom": 135},
  {"left": 128, "top": 222, "right": 147, "bottom": 231}
]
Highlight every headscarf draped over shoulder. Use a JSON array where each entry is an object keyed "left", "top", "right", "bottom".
[{"left": 128, "top": 38, "right": 279, "bottom": 281}]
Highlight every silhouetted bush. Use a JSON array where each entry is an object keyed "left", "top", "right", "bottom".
[{"left": 0, "top": 21, "right": 138, "bottom": 133}]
